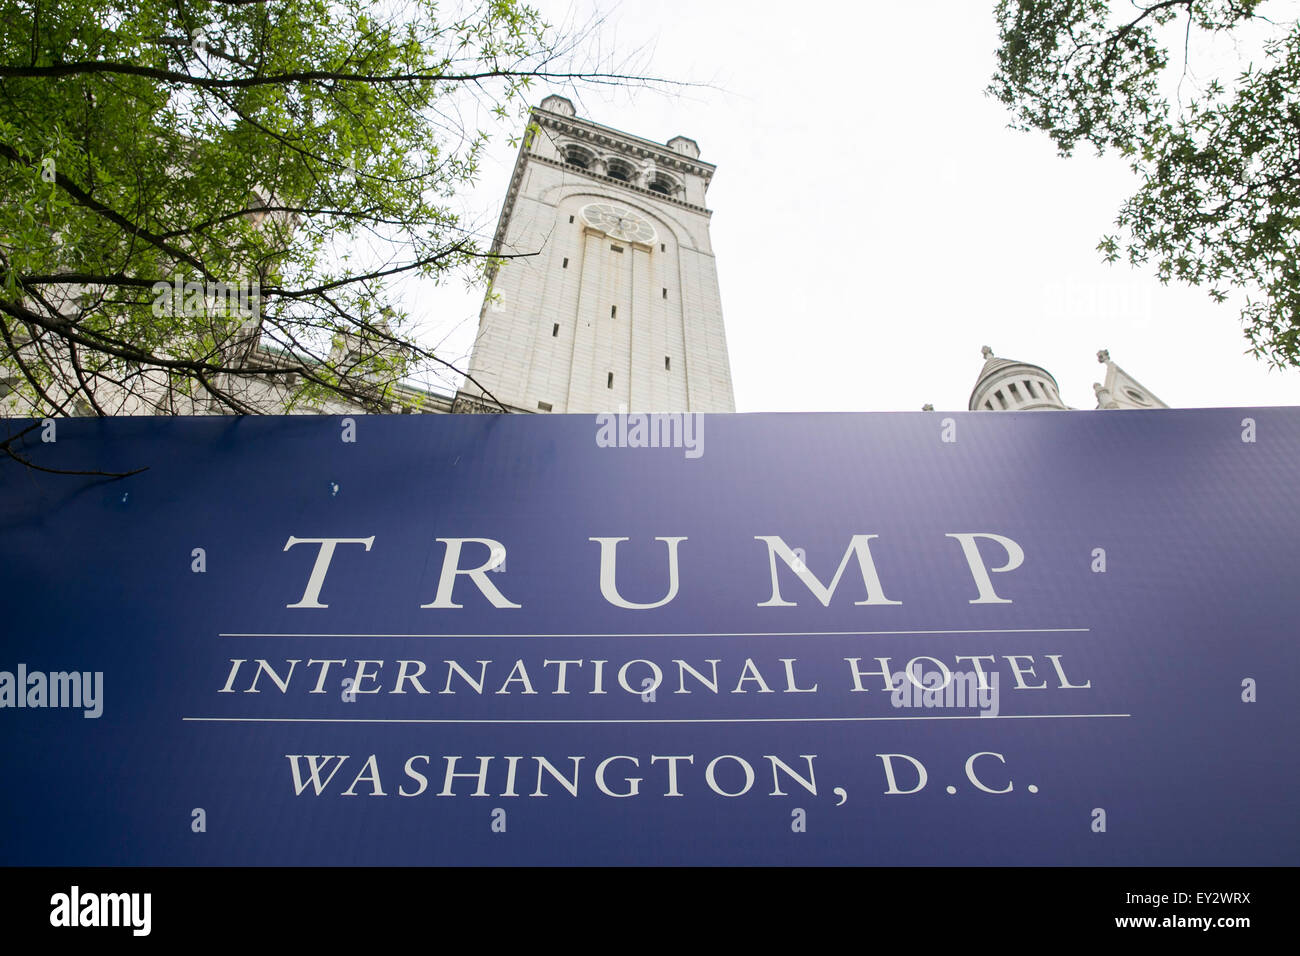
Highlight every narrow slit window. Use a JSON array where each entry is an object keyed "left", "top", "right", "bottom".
[
  {"left": 537, "top": 401, "right": 552, "bottom": 412},
  {"left": 607, "top": 372, "right": 614, "bottom": 389},
  {"left": 568, "top": 215, "right": 575, "bottom": 223},
  {"left": 664, "top": 356, "right": 671, "bottom": 370},
  {"left": 660, "top": 243, "right": 665, "bottom": 252},
  {"left": 610, "top": 305, "right": 617, "bottom": 318},
  {"left": 562, "top": 257, "right": 569, "bottom": 268},
  {"left": 552, "top": 323, "right": 559, "bottom": 337},
  {"left": 662, "top": 288, "right": 668, "bottom": 299}
]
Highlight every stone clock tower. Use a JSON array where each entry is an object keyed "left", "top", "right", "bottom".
[{"left": 456, "top": 95, "right": 736, "bottom": 414}]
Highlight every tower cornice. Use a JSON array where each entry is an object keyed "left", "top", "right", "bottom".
[
  {"left": 527, "top": 154, "right": 711, "bottom": 214},
  {"left": 532, "top": 106, "right": 717, "bottom": 179}
]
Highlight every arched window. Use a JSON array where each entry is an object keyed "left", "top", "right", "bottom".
[
  {"left": 647, "top": 173, "right": 678, "bottom": 196},
  {"left": 563, "top": 145, "right": 594, "bottom": 170},
  {"left": 605, "top": 158, "right": 634, "bottom": 182}
]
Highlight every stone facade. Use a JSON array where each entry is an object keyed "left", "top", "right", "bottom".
[{"left": 459, "top": 95, "right": 736, "bottom": 414}]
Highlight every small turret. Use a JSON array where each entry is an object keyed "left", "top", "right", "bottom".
[
  {"left": 969, "top": 346, "right": 1068, "bottom": 411},
  {"left": 537, "top": 95, "right": 576, "bottom": 117}
]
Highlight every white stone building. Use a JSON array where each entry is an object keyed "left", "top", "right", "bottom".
[
  {"left": 965, "top": 346, "right": 1168, "bottom": 412},
  {"left": 457, "top": 94, "right": 736, "bottom": 415}
]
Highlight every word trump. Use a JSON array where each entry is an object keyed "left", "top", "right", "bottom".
[{"left": 280, "top": 532, "right": 1027, "bottom": 609}]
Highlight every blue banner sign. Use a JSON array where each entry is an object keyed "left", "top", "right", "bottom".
[{"left": 1, "top": 409, "right": 1296, "bottom": 865}]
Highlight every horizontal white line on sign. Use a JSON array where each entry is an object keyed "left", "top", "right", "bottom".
[
  {"left": 217, "top": 628, "right": 1091, "bottom": 638},
  {"left": 182, "top": 713, "right": 1129, "bottom": 724}
]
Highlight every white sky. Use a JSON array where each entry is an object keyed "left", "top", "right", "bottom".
[{"left": 410, "top": 0, "right": 1300, "bottom": 412}]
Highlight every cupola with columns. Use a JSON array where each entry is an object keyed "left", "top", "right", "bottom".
[
  {"left": 968, "top": 346, "right": 1069, "bottom": 411},
  {"left": 958, "top": 346, "right": 1168, "bottom": 413}
]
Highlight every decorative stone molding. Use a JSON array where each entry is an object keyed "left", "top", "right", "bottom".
[
  {"left": 530, "top": 155, "right": 709, "bottom": 214},
  {"left": 451, "top": 393, "right": 509, "bottom": 414},
  {"left": 533, "top": 108, "right": 716, "bottom": 179}
]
